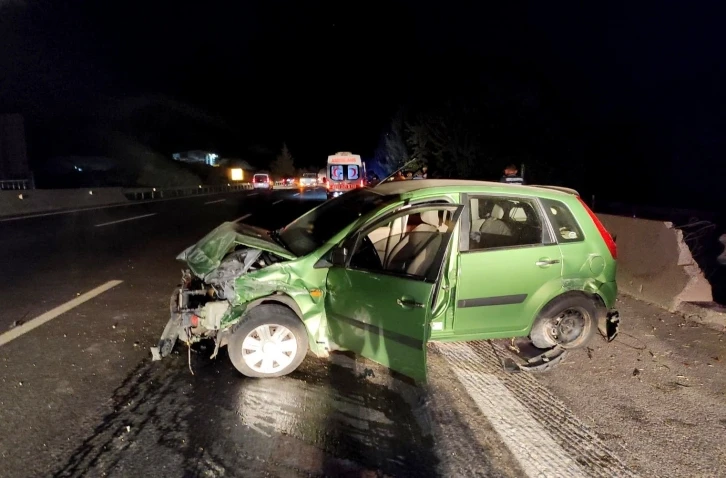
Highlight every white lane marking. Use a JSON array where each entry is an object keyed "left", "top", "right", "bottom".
[
  {"left": 450, "top": 366, "right": 585, "bottom": 477},
  {"left": 293, "top": 193, "right": 300, "bottom": 197},
  {"left": 0, "top": 190, "right": 255, "bottom": 223},
  {"left": 94, "top": 213, "right": 157, "bottom": 228},
  {"left": 437, "top": 341, "right": 637, "bottom": 477},
  {"left": 272, "top": 199, "right": 284, "bottom": 205},
  {"left": 248, "top": 193, "right": 259, "bottom": 197},
  {"left": 0, "top": 280, "right": 123, "bottom": 347},
  {"left": 205, "top": 199, "right": 226, "bottom": 205},
  {"left": 234, "top": 213, "right": 252, "bottom": 223}
]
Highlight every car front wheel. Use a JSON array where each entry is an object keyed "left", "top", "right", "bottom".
[
  {"left": 227, "top": 304, "right": 308, "bottom": 378},
  {"left": 529, "top": 294, "right": 599, "bottom": 350}
]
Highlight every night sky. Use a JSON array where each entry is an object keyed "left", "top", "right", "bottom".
[{"left": 1, "top": 1, "right": 725, "bottom": 207}]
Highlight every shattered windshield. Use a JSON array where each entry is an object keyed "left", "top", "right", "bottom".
[{"left": 278, "top": 188, "right": 394, "bottom": 256}]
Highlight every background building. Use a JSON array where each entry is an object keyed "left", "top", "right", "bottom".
[{"left": 172, "top": 150, "right": 220, "bottom": 166}]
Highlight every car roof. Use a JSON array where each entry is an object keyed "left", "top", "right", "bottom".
[{"left": 373, "top": 179, "right": 579, "bottom": 198}]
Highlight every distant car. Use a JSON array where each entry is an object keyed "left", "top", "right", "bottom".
[
  {"left": 154, "top": 179, "right": 620, "bottom": 382},
  {"left": 252, "top": 174, "right": 273, "bottom": 190},
  {"left": 299, "top": 173, "right": 318, "bottom": 188},
  {"left": 283, "top": 178, "right": 295, "bottom": 186}
]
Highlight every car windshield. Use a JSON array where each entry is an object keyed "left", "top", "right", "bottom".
[{"left": 277, "top": 188, "right": 394, "bottom": 256}]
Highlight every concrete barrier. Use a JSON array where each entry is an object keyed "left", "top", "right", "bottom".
[
  {"left": 597, "top": 214, "right": 713, "bottom": 311},
  {"left": 0, "top": 188, "right": 129, "bottom": 218},
  {"left": 0, "top": 184, "right": 256, "bottom": 218}
]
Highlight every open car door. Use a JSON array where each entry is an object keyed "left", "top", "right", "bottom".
[{"left": 324, "top": 203, "right": 464, "bottom": 382}]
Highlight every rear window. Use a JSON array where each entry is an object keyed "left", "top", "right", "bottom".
[
  {"left": 303, "top": 173, "right": 317, "bottom": 178},
  {"left": 540, "top": 198, "right": 584, "bottom": 243},
  {"left": 253, "top": 174, "right": 268, "bottom": 182},
  {"left": 329, "top": 165, "right": 360, "bottom": 181}
]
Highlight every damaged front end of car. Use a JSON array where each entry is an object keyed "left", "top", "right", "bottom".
[{"left": 150, "top": 222, "right": 294, "bottom": 362}]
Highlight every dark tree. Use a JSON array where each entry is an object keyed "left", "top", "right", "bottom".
[{"left": 270, "top": 143, "right": 295, "bottom": 178}]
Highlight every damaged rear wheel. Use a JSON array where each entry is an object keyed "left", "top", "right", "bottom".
[
  {"left": 529, "top": 294, "right": 598, "bottom": 350},
  {"left": 227, "top": 304, "right": 308, "bottom": 378}
]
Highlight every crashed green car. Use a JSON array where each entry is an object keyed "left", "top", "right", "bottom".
[{"left": 152, "top": 180, "right": 620, "bottom": 382}]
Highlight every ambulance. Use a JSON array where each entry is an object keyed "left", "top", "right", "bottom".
[{"left": 326, "top": 152, "right": 366, "bottom": 199}]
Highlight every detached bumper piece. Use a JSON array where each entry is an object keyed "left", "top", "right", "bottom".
[
  {"left": 151, "top": 286, "right": 207, "bottom": 361},
  {"left": 604, "top": 310, "right": 620, "bottom": 342},
  {"left": 151, "top": 316, "right": 182, "bottom": 361},
  {"left": 151, "top": 289, "right": 184, "bottom": 361},
  {"left": 492, "top": 338, "right": 569, "bottom": 373}
]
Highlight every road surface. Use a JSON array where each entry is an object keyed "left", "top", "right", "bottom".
[{"left": 0, "top": 187, "right": 722, "bottom": 477}]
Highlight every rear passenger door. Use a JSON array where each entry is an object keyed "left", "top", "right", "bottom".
[{"left": 453, "top": 194, "right": 563, "bottom": 336}]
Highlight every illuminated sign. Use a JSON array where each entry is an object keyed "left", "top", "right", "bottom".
[
  {"left": 230, "top": 168, "right": 243, "bottom": 181},
  {"left": 327, "top": 154, "right": 361, "bottom": 164}
]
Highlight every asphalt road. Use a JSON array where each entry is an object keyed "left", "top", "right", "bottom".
[{"left": 0, "top": 187, "right": 722, "bottom": 477}]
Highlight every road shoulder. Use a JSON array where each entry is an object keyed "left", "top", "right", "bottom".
[{"left": 536, "top": 295, "right": 726, "bottom": 478}]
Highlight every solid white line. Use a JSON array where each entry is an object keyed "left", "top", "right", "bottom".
[
  {"left": 272, "top": 199, "right": 283, "bottom": 205},
  {"left": 0, "top": 189, "right": 255, "bottom": 223},
  {"left": 94, "top": 213, "right": 157, "bottom": 228},
  {"left": 442, "top": 343, "right": 586, "bottom": 478},
  {"left": 234, "top": 213, "right": 252, "bottom": 223},
  {"left": 205, "top": 199, "right": 226, "bottom": 205},
  {"left": 0, "top": 280, "right": 123, "bottom": 347},
  {"left": 293, "top": 193, "right": 300, "bottom": 197},
  {"left": 248, "top": 193, "right": 259, "bottom": 197}
]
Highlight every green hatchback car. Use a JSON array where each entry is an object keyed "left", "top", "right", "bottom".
[{"left": 152, "top": 180, "right": 620, "bottom": 382}]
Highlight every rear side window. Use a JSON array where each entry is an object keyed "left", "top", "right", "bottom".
[
  {"left": 540, "top": 199, "right": 584, "bottom": 243},
  {"left": 465, "top": 196, "right": 545, "bottom": 251}
]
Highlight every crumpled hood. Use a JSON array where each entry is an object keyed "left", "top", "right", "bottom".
[{"left": 177, "top": 222, "right": 296, "bottom": 276}]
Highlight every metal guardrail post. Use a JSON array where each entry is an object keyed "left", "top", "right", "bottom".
[
  {"left": 0, "top": 179, "right": 29, "bottom": 190},
  {"left": 121, "top": 183, "right": 253, "bottom": 200}
]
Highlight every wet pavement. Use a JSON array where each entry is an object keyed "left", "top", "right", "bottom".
[{"left": 0, "top": 187, "right": 722, "bottom": 477}]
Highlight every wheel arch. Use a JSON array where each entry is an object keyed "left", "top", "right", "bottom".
[{"left": 229, "top": 293, "right": 326, "bottom": 357}]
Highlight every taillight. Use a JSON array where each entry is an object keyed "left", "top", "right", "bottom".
[{"left": 577, "top": 197, "right": 617, "bottom": 259}]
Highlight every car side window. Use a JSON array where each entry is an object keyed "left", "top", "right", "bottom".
[
  {"left": 466, "top": 196, "right": 544, "bottom": 251},
  {"left": 348, "top": 207, "right": 452, "bottom": 280},
  {"left": 540, "top": 199, "right": 585, "bottom": 243}
]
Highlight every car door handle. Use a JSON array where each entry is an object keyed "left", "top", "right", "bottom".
[
  {"left": 536, "top": 259, "right": 561, "bottom": 267},
  {"left": 397, "top": 298, "right": 424, "bottom": 309}
]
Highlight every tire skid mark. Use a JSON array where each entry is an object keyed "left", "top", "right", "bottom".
[{"left": 434, "top": 341, "right": 638, "bottom": 478}]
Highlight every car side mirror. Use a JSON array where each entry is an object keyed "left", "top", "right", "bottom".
[
  {"left": 313, "top": 246, "right": 348, "bottom": 269},
  {"left": 330, "top": 246, "right": 348, "bottom": 267}
]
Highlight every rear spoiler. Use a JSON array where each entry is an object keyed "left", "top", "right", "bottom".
[{"left": 528, "top": 185, "right": 580, "bottom": 196}]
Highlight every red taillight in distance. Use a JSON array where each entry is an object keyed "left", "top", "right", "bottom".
[{"left": 577, "top": 197, "right": 617, "bottom": 259}]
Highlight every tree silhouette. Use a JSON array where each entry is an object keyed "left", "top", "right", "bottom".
[{"left": 270, "top": 143, "right": 295, "bottom": 178}]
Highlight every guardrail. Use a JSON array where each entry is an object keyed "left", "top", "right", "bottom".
[
  {"left": 123, "top": 183, "right": 253, "bottom": 200},
  {"left": 0, "top": 179, "right": 30, "bottom": 190}
]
